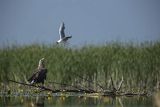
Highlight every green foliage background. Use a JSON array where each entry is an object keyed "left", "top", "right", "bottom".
[{"left": 0, "top": 42, "right": 160, "bottom": 91}]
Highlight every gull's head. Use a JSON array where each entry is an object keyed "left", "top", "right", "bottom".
[{"left": 38, "top": 58, "right": 45, "bottom": 69}]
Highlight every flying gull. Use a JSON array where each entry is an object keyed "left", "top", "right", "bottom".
[
  {"left": 28, "top": 58, "right": 48, "bottom": 85},
  {"left": 56, "top": 22, "right": 72, "bottom": 44}
]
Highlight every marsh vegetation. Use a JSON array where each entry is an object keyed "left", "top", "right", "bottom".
[{"left": 0, "top": 42, "right": 160, "bottom": 94}]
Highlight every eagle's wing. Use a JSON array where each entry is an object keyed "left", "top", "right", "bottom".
[
  {"left": 28, "top": 70, "right": 39, "bottom": 83},
  {"left": 38, "top": 68, "right": 47, "bottom": 80}
]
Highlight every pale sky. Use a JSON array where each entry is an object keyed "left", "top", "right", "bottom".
[{"left": 0, "top": 0, "right": 160, "bottom": 46}]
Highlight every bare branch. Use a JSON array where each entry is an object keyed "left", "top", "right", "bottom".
[{"left": 117, "top": 76, "right": 124, "bottom": 91}]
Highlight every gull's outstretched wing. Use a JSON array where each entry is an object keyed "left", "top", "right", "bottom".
[{"left": 59, "top": 22, "right": 65, "bottom": 39}]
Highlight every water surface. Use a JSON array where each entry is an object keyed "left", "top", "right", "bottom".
[{"left": 0, "top": 95, "right": 152, "bottom": 107}]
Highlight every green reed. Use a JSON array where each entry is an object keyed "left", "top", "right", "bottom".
[{"left": 0, "top": 42, "right": 160, "bottom": 91}]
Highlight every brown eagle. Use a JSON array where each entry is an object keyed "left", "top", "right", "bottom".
[{"left": 28, "top": 58, "right": 47, "bottom": 85}]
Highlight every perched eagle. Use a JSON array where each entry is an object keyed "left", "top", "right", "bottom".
[
  {"left": 28, "top": 58, "right": 47, "bottom": 85},
  {"left": 56, "top": 22, "right": 72, "bottom": 44}
]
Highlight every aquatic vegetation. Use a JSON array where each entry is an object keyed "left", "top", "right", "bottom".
[{"left": 0, "top": 42, "right": 160, "bottom": 92}]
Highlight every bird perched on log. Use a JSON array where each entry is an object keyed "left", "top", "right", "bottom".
[
  {"left": 28, "top": 58, "right": 47, "bottom": 85},
  {"left": 56, "top": 22, "right": 72, "bottom": 44}
]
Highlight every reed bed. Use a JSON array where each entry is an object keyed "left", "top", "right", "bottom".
[{"left": 0, "top": 42, "right": 160, "bottom": 92}]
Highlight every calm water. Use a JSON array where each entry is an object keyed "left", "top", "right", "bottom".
[{"left": 0, "top": 95, "right": 153, "bottom": 107}]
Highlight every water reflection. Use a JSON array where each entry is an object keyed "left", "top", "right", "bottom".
[
  {"left": 0, "top": 95, "right": 152, "bottom": 107},
  {"left": 0, "top": 96, "right": 11, "bottom": 106},
  {"left": 32, "top": 97, "right": 45, "bottom": 107}
]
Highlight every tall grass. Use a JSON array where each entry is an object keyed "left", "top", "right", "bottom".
[{"left": 0, "top": 42, "right": 160, "bottom": 91}]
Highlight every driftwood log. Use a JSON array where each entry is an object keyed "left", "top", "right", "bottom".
[
  {"left": 8, "top": 80, "right": 96, "bottom": 93},
  {"left": 9, "top": 78, "right": 148, "bottom": 97}
]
